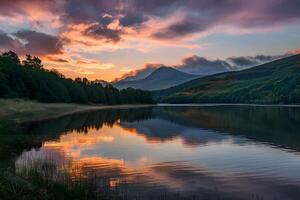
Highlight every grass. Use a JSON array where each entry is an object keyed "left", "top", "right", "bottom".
[
  {"left": 0, "top": 151, "right": 131, "bottom": 200},
  {"left": 0, "top": 99, "right": 155, "bottom": 200},
  {"left": 0, "top": 99, "right": 85, "bottom": 123},
  {"left": 0, "top": 123, "right": 99, "bottom": 200},
  {"left": 0, "top": 99, "right": 154, "bottom": 123},
  {"left": 0, "top": 168, "right": 101, "bottom": 200}
]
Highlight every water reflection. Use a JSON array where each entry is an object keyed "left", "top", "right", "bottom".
[{"left": 17, "top": 106, "right": 300, "bottom": 199}]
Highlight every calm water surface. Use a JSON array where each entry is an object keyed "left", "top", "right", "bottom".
[{"left": 16, "top": 106, "right": 300, "bottom": 199}]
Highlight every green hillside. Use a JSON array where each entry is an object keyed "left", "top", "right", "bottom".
[{"left": 154, "top": 54, "right": 300, "bottom": 104}]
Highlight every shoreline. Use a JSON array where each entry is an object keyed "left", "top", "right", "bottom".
[
  {"left": 158, "top": 103, "right": 300, "bottom": 107},
  {"left": 20, "top": 104, "right": 156, "bottom": 124},
  {"left": 0, "top": 99, "right": 155, "bottom": 124},
  {"left": 1, "top": 99, "right": 300, "bottom": 124}
]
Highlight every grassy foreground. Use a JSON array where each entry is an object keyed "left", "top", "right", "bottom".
[{"left": 0, "top": 99, "right": 154, "bottom": 200}]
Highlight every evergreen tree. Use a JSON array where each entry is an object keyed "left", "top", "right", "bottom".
[{"left": 0, "top": 51, "right": 154, "bottom": 104}]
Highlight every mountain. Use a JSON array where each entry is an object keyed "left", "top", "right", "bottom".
[
  {"left": 154, "top": 54, "right": 300, "bottom": 104},
  {"left": 114, "top": 66, "right": 200, "bottom": 91},
  {"left": 113, "top": 66, "right": 157, "bottom": 83},
  {"left": 93, "top": 79, "right": 110, "bottom": 86}
]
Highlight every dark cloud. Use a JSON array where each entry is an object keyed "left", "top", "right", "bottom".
[
  {"left": 227, "top": 57, "right": 259, "bottom": 68},
  {"left": 254, "top": 55, "right": 282, "bottom": 62},
  {"left": 0, "top": 31, "right": 22, "bottom": 52},
  {"left": 63, "top": 0, "right": 119, "bottom": 24},
  {"left": 100, "top": 15, "right": 115, "bottom": 27},
  {"left": 14, "top": 30, "right": 64, "bottom": 56},
  {"left": 84, "top": 24, "right": 122, "bottom": 43},
  {"left": 0, "top": 0, "right": 299, "bottom": 58},
  {"left": 227, "top": 55, "right": 288, "bottom": 70},
  {"left": 0, "top": 0, "right": 61, "bottom": 16},
  {"left": 119, "top": 14, "right": 147, "bottom": 27},
  {"left": 152, "top": 20, "right": 205, "bottom": 39},
  {"left": 178, "top": 54, "right": 290, "bottom": 75},
  {"left": 0, "top": 30, "right": 63, "bottom": 56},
  {"left": 236, "top": 1, "right": 300, "bottom": 28},
  {"left": 2, "top": 0, "right": 299, "bottom": 42},
  {"left": 177, "top": 56, "right": 231, "bottom": 75},
  {"left": 48, "top": 0, "right": 300, "bottom": 41}
]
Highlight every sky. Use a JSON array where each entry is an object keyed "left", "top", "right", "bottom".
[{"left": 0, "top": 0, "right": 300, "bottom": 81}]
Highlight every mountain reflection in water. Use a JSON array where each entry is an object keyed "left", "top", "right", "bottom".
[{"left": 16, "top": 106, "right": 300, "bottom": 199}]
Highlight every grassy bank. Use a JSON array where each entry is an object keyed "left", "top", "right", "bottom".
[
  {"left": 0, "top": 99, "right": 154, "bottom": 123},
  {"left": 0, "top": 99, "right": 154, "bottom": 200}
]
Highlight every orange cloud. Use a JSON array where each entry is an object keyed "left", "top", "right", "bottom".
[
  {"left": 77, "top": 60, "right": 97, "bottom": 65},
  {"left": 45, "top": 56, "right": 69, "bottom": 63},
  {"left": 74, "top": 59, "right": 115, "bottom": 70}
]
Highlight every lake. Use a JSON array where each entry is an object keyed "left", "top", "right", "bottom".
[{"left": 15, "top": 105, "right": 300, "bottom": 199}]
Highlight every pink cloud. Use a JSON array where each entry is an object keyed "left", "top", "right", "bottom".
[{"left": 289, "top": 49, "right": 300, "bottom": 54}]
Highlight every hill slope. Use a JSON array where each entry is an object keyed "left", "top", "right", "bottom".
[
  {"left": 114, "top": 66, "right": 199, "bottom": 91},
  {"left": 154, "top": 54, "right": 300, "bottom": 104}
]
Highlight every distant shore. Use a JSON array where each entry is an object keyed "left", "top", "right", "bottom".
[
  {"left": 158, "top": 103, "right": 300, "bottom": 107},
  {"left": 2, "top": 99, "right": 299, "bottom": 124},
  {"left": 0, "top": 99, "right": 155, "bottom": 123}
]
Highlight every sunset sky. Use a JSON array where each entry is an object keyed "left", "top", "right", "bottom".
[{"left": 0, "top": 0, "right": 300, "bottom": 81}]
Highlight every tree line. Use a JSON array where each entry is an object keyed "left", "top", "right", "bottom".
[{"left": 0, "top": 51, "right": 153, "bottom": 104}]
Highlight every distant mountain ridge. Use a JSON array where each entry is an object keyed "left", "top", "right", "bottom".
[
  {"left": 114, "top": 66, "right": 200, "bottom": 91},
  {"left": 154, "top": 54, "right": 300, "bottom": 104},
  {"left": 113, "top": 66, "right": 157, "bottom": 83}
]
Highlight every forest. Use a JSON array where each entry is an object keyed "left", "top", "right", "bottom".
[{"left": 0, "top": 51, "right": 153, "bottom": 104}]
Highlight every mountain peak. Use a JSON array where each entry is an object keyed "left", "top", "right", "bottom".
[
  {"left": 155, "top": 66, "right": 175, "bottom": 71},
  {"left": 114, "top": 66, "right": 199, "bottom": 91},
  {"left": 146, "top": 66, "right": 195, "bottom": 80}
]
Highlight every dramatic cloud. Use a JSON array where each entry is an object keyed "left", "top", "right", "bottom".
[
  {"left": 0, "top": 31, "right": 22, "bottom": 52},
  {"left": 227, "top": 55, "right": 287, "bottom": 69},
  {"left": 177, "top": 54, "right": 290, "bottom": 74},
  {"left": 13, "top": 30, "right": 64, "bottom": 56},
  {"left": 84, "top": 23, "right": 122, "bottom": 43},
  {"left": 1, "top": 0, "right": 300, "bottom": 43},
  {"left": 0, "top": 29, "right": 64, "bottom": 56},
  {"left": 1, "top": 0, "right": 300, "bottom": 45},
  {"left": 0, "top": 0, "right": 299, "bottom": 80},
  {"left": 152, "top": 20, "right": 203, "bottom": 40},
  {"left": 227, "top": 57, "right": 257, "bottom": 68},
  {"left": 177, "top": 56, "right": 231, "bottom": 75}
]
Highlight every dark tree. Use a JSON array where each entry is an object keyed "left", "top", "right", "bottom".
[{"left": 0, "top": 51, "right": 154, "bottom": 105}]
